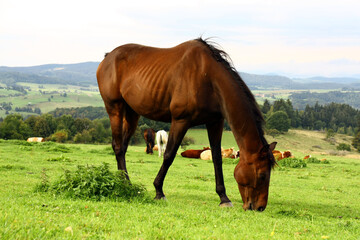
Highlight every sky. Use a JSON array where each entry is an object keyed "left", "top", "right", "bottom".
[{"left": 1, "top": 0, "right": 360, "bottom": 78}]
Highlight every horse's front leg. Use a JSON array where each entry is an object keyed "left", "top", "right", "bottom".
[
  {"left": 153, "top": 120, "right": 189, "bottom": 200},
  {"left": 206, "top": 119, "right": 233, "bottom": 207}
]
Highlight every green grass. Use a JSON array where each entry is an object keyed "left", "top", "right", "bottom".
[
  {"left": 1, "top": 129, "right": 360, "bottom": 239},
  {"left": 0, "top": 82, "right": 104, "bottom": 118}
]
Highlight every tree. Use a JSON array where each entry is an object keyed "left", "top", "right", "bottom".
[
  {"left": 262, "top": 99, "right": 271, "bottom": 114},
  {"left": 56, "top": 114, "right": 74, "bottom": 136},
  {"left": 326, "top": 129, "right": 336, "bottom": 139},
  {"left": 33, "top": 118, "right": 52, "bottom": 137},
  {"left": 71, "top": 118, "right": 92, "bottom": 135},
  {"left": 266, "top": 111, "right": 290, "bottom": 132},
  {"left": 352, "top": 131, "right": 360, "bottom": 152},
  {"left": 0, "top": 114, "right": 31, "bottom": 139},
  {"left": 51, "top": 130, "right": 69, "bottom": 143},
  {"left": 74, "top": 130, "right": 92, "bottom": 143}
]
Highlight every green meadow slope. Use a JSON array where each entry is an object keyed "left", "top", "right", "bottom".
[{"left": 0, "top": 129, "right": 359, "bottom": 239}]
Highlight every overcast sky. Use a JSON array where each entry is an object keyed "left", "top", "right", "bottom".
[{"left": 1, "top": 0, "right": 360, "bottom": 77}]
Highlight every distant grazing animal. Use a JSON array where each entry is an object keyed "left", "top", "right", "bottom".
[
  {"left": 27, "top": 137, "right": 44, "bottom": 142},
  {"left": 232, "top": 150, "right": 240, "bottom": 159},
  {"left": 303, "top": 155, "right": 311, "bottom": 160},
  {"left": 181, "top": 147, "right": 210, "bottom": 158},
  {"left": 143, "top": 128, "right": 156, "bottom": 154},
  {"left": 272, "top": 150, "right": 283, "bottom": 161},
  {"left": 145, "top": 145, "right": 159, "bottom": 152},
  {"left": 200, "top": 149, "right": 213, "bottom": 160},
  {"left": 272, "top": 150, "right": 292, "bottom": 160},
  {"left": 282, "top": 151, "right": 292, "bottom": 159},
  {"left": 156, "top": 130, "right": 168, "bottom": 157},
  {"left": 222, "top": 147, "right": 237, "bottom": 158},
  {"left": 97, "top": 38, "right": 276, "bottom": 209}
]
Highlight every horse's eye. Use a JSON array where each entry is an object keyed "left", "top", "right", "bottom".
[{"left": 259, "top": 173, "right": 266, "bottom": 181}]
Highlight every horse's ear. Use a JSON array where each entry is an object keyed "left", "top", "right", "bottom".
[
  {"left": 269, "top": 142, "right": 277, "bottom": 151},
  {"left": 260, "top": 142, "right": 277, "bottom": 157}
]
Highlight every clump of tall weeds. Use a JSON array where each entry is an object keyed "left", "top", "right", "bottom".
[{"left": 35, "top": 162, "right": 152, "bottom": 203}]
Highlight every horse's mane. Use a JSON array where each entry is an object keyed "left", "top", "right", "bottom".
[{"left": 196, "top": 38, "right": 275, "bottom": 167}]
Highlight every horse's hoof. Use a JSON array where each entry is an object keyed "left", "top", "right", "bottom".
[
  {"left": 154, "top": 196, "right": 167, "bottom": 201},
  {"left": 219, "top": 202, "right": 233, "bottom": 208}
]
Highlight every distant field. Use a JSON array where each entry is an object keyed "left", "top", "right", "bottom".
[
  {"left": 0, "top": 82, "right": 103, "bottom": 118},
  {"left": 0, "top": 82, "right": 346, "bottom": 118},
  {"left": 252, "top": 89, "right": 340, "bottom": 104},
  {"left": 0, "top": 129, "right": 359, "bottom": 239}
]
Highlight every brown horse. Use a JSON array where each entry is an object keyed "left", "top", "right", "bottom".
[
  {"left": 97, "top": 38, "right": 277, "bottom": 210},
  {"left": 143, "top": 128, "right": 156, "bottom": 154}
]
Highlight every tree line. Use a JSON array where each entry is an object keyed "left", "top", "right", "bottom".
[
  {"left": 262, "top": 99, "right": 360, "bottom": 135},
  {"left": 0, "top": 110, "right": 169, "bottom": 145},
  {"left": 290, "top": 91, "right": 360, "bottom": 110},
  {"left": 0, "top": 101, "right": 360, "bottom": 151}
]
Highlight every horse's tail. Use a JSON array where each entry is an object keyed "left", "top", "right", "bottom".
[{"left": 159, "top": 134, "right": 163, "bottom": 144}]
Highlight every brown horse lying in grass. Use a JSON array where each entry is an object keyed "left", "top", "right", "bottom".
[
  {"left": 181, "top": 147, "right": 211, "bottom": 158},
  {"left": 97, "top": 38, "right": 276, "bottom": 210}
]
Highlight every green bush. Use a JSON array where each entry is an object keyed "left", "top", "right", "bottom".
[
  {"left": 336, "top": 143, "right": 351, "bottom": 151},
  {"left": 36, "top": 162, "right": 152, "bottom": 202},
  {"left": 47, "top": 145, "right": 72, "bottom": 153},
  {"left": 305, "top": 157, "right": 330, "bottom": 164},
  {"left": 180, "top": 136, "right": 195, "bottom": 149},
  {"left": 266, "top": 111, "right": 291, "bottom": 132},
  {"left": 50, "top": 130, "right": 69, "bottom": 143},
  {"left": 34, "top": 168, "right": 50, "bottom": 192},
  {"left": 277, "top": 157, "right": 307, "bottom": 168},
  {"left": 352, "top": 131, "right": 360, "bottom": 152}
]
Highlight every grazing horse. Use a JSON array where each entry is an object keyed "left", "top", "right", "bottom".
[
  {"left": 97, "top": 38, "right": 276, "bottom": 210},
  {"left": 156, "top": 130, "right": 168, "bottom": 157},
  {"left": 143, "top": 128, "right": 156, "bottom": 154}
]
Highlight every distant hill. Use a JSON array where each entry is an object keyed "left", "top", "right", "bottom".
[
  {"left": 240, "top": 73, "right": 360, "bottom": 90},
  {"left": 0, "top": 62, "right": 99, "bottom": 86},
  {"left": 1, "top": 62, "right": 360, "bottom": 90}
]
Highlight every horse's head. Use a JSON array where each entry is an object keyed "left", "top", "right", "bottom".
[{"left": 234, "top": 142, "right": 277, "bottom": 211}]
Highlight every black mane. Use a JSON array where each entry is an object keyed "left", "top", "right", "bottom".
[{"left": 197, "top": 38, "right": 275, "bottom": 167}]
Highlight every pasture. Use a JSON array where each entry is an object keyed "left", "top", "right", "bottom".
[
  {"left": 0, "top": 129, "right": 359, "bottom": 239},
  {"left": 0, "top": 82, "right": 104, "bottom": 118}
]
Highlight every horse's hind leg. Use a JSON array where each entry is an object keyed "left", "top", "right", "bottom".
[
  {"left": 206, "top": 119, "right": 232, "bottom": 207},
  {"left": 108, "top": 102, "right": 139, "bottom": 178},
  {"left": 153, "top": 120, "right": 189, "bottom": 199}
]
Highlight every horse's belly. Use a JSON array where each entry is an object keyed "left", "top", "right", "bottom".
[{"left": 123, "top": 90, "right": 172, "bottom": 122}]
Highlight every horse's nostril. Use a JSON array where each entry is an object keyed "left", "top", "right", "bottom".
[{"left": 257, "top": 206, "right": 265, "bottom": 212}]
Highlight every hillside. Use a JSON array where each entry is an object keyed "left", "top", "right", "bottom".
[
  {"left": 1, "top": 62, "right": 360, "bottom": 89},
  {"left": 184, "top": 129, "right": 359, "bottom": 160},
  {"left": 1, "top": 62, "right": 360, "bottom": 118},
  {"left": 0, "top": 62, "right": 98, "bottom": 86}
]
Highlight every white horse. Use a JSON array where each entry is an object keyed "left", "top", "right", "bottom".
[{"left": 156, "top": 130, "right": 168, "bottom": 157}]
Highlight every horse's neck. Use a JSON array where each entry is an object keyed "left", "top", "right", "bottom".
[{"left": 213, "top": 70, "right": 264, "bottom": 154}]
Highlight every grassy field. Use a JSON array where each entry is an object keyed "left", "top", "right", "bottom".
[
  {"left": 0, "top": 82, "right": 341, "bottom": 118},
  {"left": 251, "top": 89, "right": 340, "bottom": 105},
  {"left": 0, "top": 129, "right": 359, "bottom": 239},
  {"left": 0, "top": 82, "right": 104, "bottom": 118}
]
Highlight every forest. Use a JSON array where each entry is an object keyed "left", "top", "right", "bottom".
[
  {"left": 290, "top": 91, "right": 360, "bottom": 109},
  {"left": 1, "top": 99, "right": 360, "bottom": 152}
]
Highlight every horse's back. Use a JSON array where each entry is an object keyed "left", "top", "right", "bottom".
[{"left": 97, "top": 40, "right": 221, "bottom": 123}]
